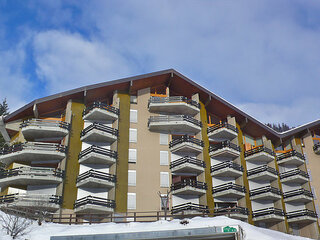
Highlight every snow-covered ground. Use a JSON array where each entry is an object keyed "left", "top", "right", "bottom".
[{"left": 0, "top": 214, "right": 313, "bottom": 240}]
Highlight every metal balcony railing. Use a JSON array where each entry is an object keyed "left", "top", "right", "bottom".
[
  {"left": 148, "top": 115, "right": 202, "bottom": 128},
  {"left": 244, "top": 146, "right": 275, "bottom": 158},
  {"left": 171, "top": 202, "right": 209, "bottom": 214},
  {"left": 249, "top": 186, "right": 282, "bottom": 197},
  {"left": 207, "top": 122, "right": 238, "bottom": 135},
  {"left": 283, "top": 188, "right": 313, "bottom": 199},
  {"left": 20, "top": 118, "right": 70, "bottom": 130},
  {"left": 277, "top": 150, "right": 305, "bottom": 162},
  {"left": 313, "top": 143, "right": 320, "bottom": 153},
  {"left": 214, "top": 206, "right": 249, "bottom": 216},
  {"left": 252, "top": 208, "right": 285, "bottom": 218},
  {"left": 0, "top": 142, "right": 67, "bottom": 155},
  {"left": 247, "top": 165, "right": 278, "bottom": 177},
  {"left": 80, "top": 123, "right": 119, "bottom": 138},
  {"left": 78, "top": 145, "right": 117, "bottom": 160},
  {"left": 0, "top": 194, "right": 62, "bottom": 205},
  {"left": 209, "top": 141, "right": 241, "bottom": 153},
  {"left": 148, "top": 96, "right": 200, "bottom": 109},
  {"left": 210, "top": 161, "right": 243, "bottom": 173},
  {"left": 76, "top": 169, "right": 116, "bottom": 183},
  {"left": 0, "top": 167, "right": 64, "bottom": 179},
  {"left": 286, "top": 209, "right": 317, "bottom": 219},
  {"left": 280, "top": 169, "right": 309, "bottom": 180},
  {"left": 169, "top": 135, "right": 204, "bottom": 149},
  {"left": 212, "top": 182, "right": 246, "bottom": 194},
  {"left": 170, "top": 156, "right": 206, "bottom": 169},
  {"left": 74, "top": 196, "right": 116, "bottom": 209},
  {"left": 83, "top": 102, "right": 120, "bottom": 117},
  {"left": 171, "top": 179, "right": 207, "bottom": 191}
]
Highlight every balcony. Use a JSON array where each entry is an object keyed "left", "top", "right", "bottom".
[
  {"left": 0, "top": 193, "right": 62, "bottom": 211},
  {"left": 280, "top": 169, "right": 309, "bottom": 184},
  {"left": 287, "top": 209, "right": 317, "bottom": 223},
  {"left": 283, "top": 188, "right": 313, "bottom": 203},
  {"left": 252, "top": 208, "right": 285, "bottom": 222},
  {"left": 244, "top": 146, "right": 275, "bottom": 163},
  {"left": 169, "top": 136, "right": 204, "bottom": 153},
  {"left": 0, "top": 167, "right": 64, "bottom": 188},
  {"left": 171, "top": 202, "right": 209, "bottom": 215},
  {"left": 210, "top": 161, "right": 243, "bottom": 177},
  {"left": 74, "top": 196, "right": 115, "bottom": 214},
  {"left": 214, "top": 207, "right": 249, "bottom": 220},
  {"left": 171, "top": 179, "right": 207, "bottom": 195},
  {"left": 76, "top": 170, "right": 116, "bottom": 189},
  {"left": 78, "top": 146, "right": 117, "bottom": 165},
  {"left": 148, "top": 115, "right": 202, "bottom": 134},
  {"left": 21, "top": 119, "right": 70, "bottom": 140},
  {"left": 148, "top": 96, "right": 200, "bottom": 115},
  {"left": 313, "top": 143, "right": 320, "bottom": 155},
  {"left": 0, "top": 142, "right": 67, "bottom": 166},
  {"left": 170, "top": 157, "right": 205, "bottom": 174},
  {"left": 246, "top": 165, "right": 278, "bottom": 181},
  {"left": 209, "top": 141, "right": 240, "bottom": 159},
  {"left": 277, "top": 150, "right": 305, "bottom": 166},
  {"left": 80, "top": 123, "right": 118, "bottom": 143},
  {"left": 83, "top": 102, "right": 119, "bottom": 121},
  {"left": 212, "top": 182, "right": 246, "bottom": 199},
  {"left": 250, "top": 186, "right": 282, "bottom": 201},
  {"left": 207, "top": 122, "right": 238, "bottom": 141}
]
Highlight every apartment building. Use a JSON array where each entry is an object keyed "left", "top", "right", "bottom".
[{"left": 0, "top": 69, "right": 319, "bottom": 238}]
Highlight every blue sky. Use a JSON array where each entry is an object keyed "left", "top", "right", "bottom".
[{"left": 0, "top": 0, "right": 320, "bottom": 126}]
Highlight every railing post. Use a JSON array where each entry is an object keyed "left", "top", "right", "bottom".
[
  {"left": 89, "top": 214, "right": 92, "bottom": 225},
  {"left": 134, "top": 212, "right": 137, "bottom": 222},
  {"left": 69, "top": 214, "right": 72, "bottom": 225},
  {"left": 157, "top": 211, "right": 160, "bottom": 221}
]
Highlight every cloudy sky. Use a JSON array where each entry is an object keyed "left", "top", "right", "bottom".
[{"left": 0, "top": 0, "right": 319, "bottom": 126}]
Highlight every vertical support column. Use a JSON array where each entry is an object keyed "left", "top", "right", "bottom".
[
  {"left": 114, "top": 91, "right": 130, "bottom": 213},
  {"left": 61, "top": 100, "right": 85, "bottom": 210},
  {"left": 237, "top": 124, "right": 253, "bottom": 224}
]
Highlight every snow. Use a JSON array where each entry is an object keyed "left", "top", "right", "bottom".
[{"left": 0, "top": 213, "right": 312, "bottom": 240}]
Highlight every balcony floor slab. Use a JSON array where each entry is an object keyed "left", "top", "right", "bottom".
[
  {"left": 172, "top": 186, "right": 206, "bottom": 195},
  {"left": 211, "top": 168, "right": 242, "bottom": 178},
  {"left": 74, "top": 204, "right": 114, "bottom": 214},
  {"left": 287, "top": 216, "right": 317, "bottom": 224},
  {"left": 250, "top": 192, "right": 281, "bottom": 201},
  {"left": 80, "top": 130, "right": 117, "bottom": 143},
  {"left": 253, "top": 214, "right": 284, "bottom": 223},
  {"left": 149, "top": 103, "right": 200, "bottom": 116},
  {"left": 171, "top": 163, "right": 204, "bottom": 174},
  {"left": 280, "top": 176, "right": 309, "bottom": 184},
  {"left": 277, "top": 156, "right": 304, "bottom": 166},
  {"left": 170, "top": 143, "right": 203, "bottom": 154},
  {"left": 209, "top": 148, "right": 240, "bottom": 159},
  {"left": 245, "top": 152, "right": 274, "bottom": 163},
  {"left": 22, "top": 127, "right": 68, "bottom": 140},
  {"left": 76, "top": 178, "right": 115, "bottom": 189},
  {"left": 148, "top": 121, "right": 201, "bottom": 134},
  {"left": 284, "top": 195, "right": 313, "bottom": 203},
  {"left": 78, "top": 152, "right": 116, "bottom": 165},
  {"left": 0, "top": 175, "right": 62, "bottom": 188},
  {"left": 247, "top": 172, "right": 278, "bottom": 181},
  {"left": 208, "top": 128, "right": 238, "bottom": 142},
  {"left": 83, "top": 108, "right": 118, "bottom": 121},
  {"left": 212, "top": 190, "right": 245, "bottom": 199}
]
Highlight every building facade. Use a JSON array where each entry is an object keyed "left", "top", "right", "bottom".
[{"left": 0, "top": 69, "right": 319, "bottom": 238}]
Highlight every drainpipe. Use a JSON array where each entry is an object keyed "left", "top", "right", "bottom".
[{"left": 0, "top": 116, "right": 10, "bottom": 142}]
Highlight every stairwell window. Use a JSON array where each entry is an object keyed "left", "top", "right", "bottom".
[
  {"left": 127, "top": 193, "right": 136, "bottom": 209},
  {"left": 129, "top": 128, "right": 137, "bottom": 142},
  {"left": 130, "top": 110, "right": 138, "bottom": 123},
  {"left": 160, "top": 172, "right": 170, "bottom": 188}
]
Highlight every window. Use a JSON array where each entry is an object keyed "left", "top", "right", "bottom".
[
  {"left": 160, "top": 151, "right": 169, "bottom": 166},
  {"left": 128, "top": 170, "right": 136, "bottom": 186},
  {"left": 127, "top": 193, "right": 136, "bottom": 209},
  {"left": 129, "top": 128, "right": 137, "bottom": 142},
  {"left": 160, "top": 133, "right": 168, "bottom": 145},
  {"left": 130, "top": 110, "right": 138, "bottom": 123},
  {"left": 160, "top": 172, "right": 169, "bottom": 187},
  {"left": 130, "top": 96, "right": 137, "bottom": 104},
  {"left": 128, "top": 149, "right": 137, "bottom": 163}
]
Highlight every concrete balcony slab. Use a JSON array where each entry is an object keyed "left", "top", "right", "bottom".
[
  {"left": 208, "top": 128, "right": 238, "bottom": 142},
  {"left": 83, "top": 108, "right": 118, "bottom": 121}
]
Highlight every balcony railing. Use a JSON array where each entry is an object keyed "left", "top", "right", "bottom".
[
  {"left": 83, "top": 102, "right": 120, "bottom": 117},
  {"left": 20, "top": 118, "right": 70, "bottom": 130},
  {"left": 252, "top": 208, "right": 285, "bottom": 218},
  {"left": 80, "top": 123, "right": 119, "bottom": 138},
  {"left": 313, "top": 143, "right": 320, "bottom": 153},
  {"left": 212, "top": 182, "right": 246, "bottom": 194},
  {"left": 0, "top": 193, "right": 62, "bottom": 205},
  {"left": 76, "top": 170, "right": 116, "bottom": 183},
  {"left": 148, "top": 96, "right": 200, "bottom": 109},
  {"left": 169, "top": 136, "right": 204, "bottom": 149},
  {"left": 171, "top": 202, "right": 209, "bottom": 214},
  {"left": 207, "top": 122, "right": 238, "bottom": 135},
  {"left": 0, "top": 167, "right": 64, "bottom": 179},
  {"left": 277, "top": 150, "right": 305, "bottom": 162},
  {"left": 286, "top": 209, "right": 317, "bottom": 219},
  {"left": 250, "top": 186, "right": 282, "bottom": 197},
  {"left": 244, "top": 146, "right": 275, "bottom": 158},
  {"left": 171, "top": 179, "right": 207, "bottom": 192},
  {"left": 74, "top": 196, "right": 116, "bottom": 209},
  {"left": 0, "top": 142, "right": 67, "bottom": 155},
  {"left": 170, "top": 156, "right": 206, "bottom": 169},
  {"left": 283, "top": 188, "right": 313, "bottom": 199},
  {"left": 209, "top": 141, "right": 241, "bottom": 153},
  {"left": 148, "top": 115, "right": 202, "bottom": 128},
  {"left": 247, "top": 165, "right": 278, "bottom": 177},
  {"left": 210, "top": 161, "right": 243, "bottom": 173},
  {"left": 214, "top": 206, "right": 249, "bottom": 216},
  {"left": 79, "top": 145, "right": 117, "bottom": 160},
  {"left": 280, "top": 169, "right": 309, "bottom": 180}
]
